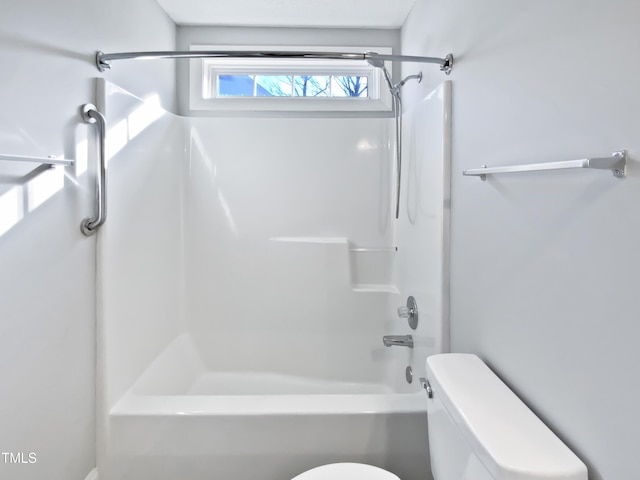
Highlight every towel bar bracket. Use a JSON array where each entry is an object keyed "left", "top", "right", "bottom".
[{"left": 589, "top": 150, "right": 626, "bottom": 178}]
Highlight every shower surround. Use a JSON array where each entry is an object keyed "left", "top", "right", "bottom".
[{"left": 96, "top": 79, "right": 450, "bottom": 480}]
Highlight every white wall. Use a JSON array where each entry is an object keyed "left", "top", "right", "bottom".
[
  {"left": 394, "top": 81, "right": 451, "bottom": 386},
  {"left": 97, "top": 81, "right": 185, "bottom": 412},
  {"left": 0, "top": 2, "right": 175, "bottom": 480},
  {"left": 402, "top": 1, "right": 640, "bottom": 479},
  {"left": 185, "top": 115, "right": 400, "bottom": 384},
  {"left": 97, "top": 81, "right": 185, "bottom": 480}
]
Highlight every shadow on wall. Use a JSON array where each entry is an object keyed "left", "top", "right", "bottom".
[{"left": 0, "top": 30, "right": 89, "bottom": 63}]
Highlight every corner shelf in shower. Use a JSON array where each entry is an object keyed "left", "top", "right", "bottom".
[
  {"left": 352, "top": 284, "right": 400, "bottom": 294},
  {"left": 269, "top": 236, "right": 397, "bottom": 293},
  {"left": 269, "top": 236, "right": 349, "bottom": 244}
]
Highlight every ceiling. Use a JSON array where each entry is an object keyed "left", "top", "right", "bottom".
[{"left": 156, "top": 0, "right": 417, "bottom": 28}]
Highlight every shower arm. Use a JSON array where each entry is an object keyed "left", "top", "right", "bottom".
[{"left": 392, "top": 73, "right": 423, "bottom": 94}]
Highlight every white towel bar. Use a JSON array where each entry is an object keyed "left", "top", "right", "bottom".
[
  {"left": 0, "top": 153, "right": 73, "bottom": 167},
  {"left": 463, "top": 150, "right": 626, "bottom": 180}
]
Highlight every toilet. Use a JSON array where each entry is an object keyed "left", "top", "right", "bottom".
[{"left": 292, "top": 353, "right": 587, "bottom": 480}]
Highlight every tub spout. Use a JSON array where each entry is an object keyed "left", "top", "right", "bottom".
[{"left": 382, "top": 335, "right": 414, "bottom": 348}]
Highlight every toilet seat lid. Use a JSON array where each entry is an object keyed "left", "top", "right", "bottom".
[{"left": 291, "top": 463, "right": 401, "bottom": 480}]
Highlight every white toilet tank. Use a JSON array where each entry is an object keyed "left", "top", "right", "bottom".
[{"left": 425, "top": 354, "right": 587, "bottom": 480}]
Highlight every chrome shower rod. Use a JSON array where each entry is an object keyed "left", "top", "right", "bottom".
[{"left": 95, "top": 50, "right": 453, "bottom": 74}]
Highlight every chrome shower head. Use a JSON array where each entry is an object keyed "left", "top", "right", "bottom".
[
  {"left": 364, "top": 52, "right": 385, "bottom": 69},
  {"left": 366, "top": 58, "right": 385, "bottom": 68},
  {"left": 365, "top": 53, "right": 394, "bottom": 91}
]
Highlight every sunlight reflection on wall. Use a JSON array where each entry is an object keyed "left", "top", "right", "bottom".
[
  {"left": 0, "top": 93, "right": 164, "bottom": 239},
  {"left": 0, "top": 165, "right": 66, "bottom": 239},
  {"left": 106, "top": 94, "right": 164, "bottom": 163},
  {"left": 0, "top": 186, "right": 23, "bottom": 237},
  {"left": 190, "top": 127, "right": 239, "bottom": 237}
]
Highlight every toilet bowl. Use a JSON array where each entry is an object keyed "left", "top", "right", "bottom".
[
  {"left": 291, "top": 462, "right": 400, "bottom": 480},
  {"left": 291, "top": 354, "right": 587, "bottom": 480}
]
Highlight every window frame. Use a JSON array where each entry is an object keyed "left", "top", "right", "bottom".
[{"left": 188, "top": 45, "right": 393, "bottom": 113}]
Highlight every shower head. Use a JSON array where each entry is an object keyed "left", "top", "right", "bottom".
[
  {"left": 365, "top": 52, "right": 394, "bottom": 91},
  {"left": 364, "top": 53, "right": 385, "bottom": 69},
  {"left": 366, "top": 57, "right": 385, "bottom": 68},
  {"left": 366, "top": 54, "right": 422, "bottom": 100}
]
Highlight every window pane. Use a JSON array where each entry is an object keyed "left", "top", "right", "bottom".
[
  {"left": 331, "top": 76, "right": 368, "bottom": 97},
  {"left": 294, "top": 76, "right": 330, "bottom": 97},
  {"left": 213, "top": 73, "right": 371, "bottom": 100},
  {"left": 255, "top": 76, "right": 293, "bottom": 97},
  {"left": 217, "top": 75, "right": 255, "bottom": 97}
]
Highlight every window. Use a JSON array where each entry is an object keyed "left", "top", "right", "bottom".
[
  {"left": 189, "top": 46, "right": 393, "bottom": 113},
  {"left": 215, "top": 74, "right": 368, "bottom": 98}
]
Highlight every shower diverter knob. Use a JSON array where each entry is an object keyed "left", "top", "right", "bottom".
[{"left": 397, "top": 296, "right": 418, "bottom": 330}]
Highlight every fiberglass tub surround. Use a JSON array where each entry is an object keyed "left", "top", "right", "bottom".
[{"left": 97, "top": 79, "right": 450, "bottom": 480}]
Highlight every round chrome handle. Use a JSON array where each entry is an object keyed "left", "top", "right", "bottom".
[{"left": 397, "top": 296, "right": 418, "bottom": 329}]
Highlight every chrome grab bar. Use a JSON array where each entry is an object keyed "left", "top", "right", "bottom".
[{"left": 81, "top": 104, "right": 107, "bottom": 236}]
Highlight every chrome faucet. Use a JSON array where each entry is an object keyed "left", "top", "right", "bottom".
[{"left": 382, "top": 335, "right": 414, "bottom": 348}]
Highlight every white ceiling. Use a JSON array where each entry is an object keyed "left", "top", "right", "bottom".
[{"left": 156, "top": 0, "right": 417, "bottom": 28}]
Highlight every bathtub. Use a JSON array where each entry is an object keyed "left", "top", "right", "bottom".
[{"left": 101, "top": 335, "right": 431, "bottom": 480}]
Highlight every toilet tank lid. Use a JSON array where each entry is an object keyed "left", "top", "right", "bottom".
[{"left": 426, "top": 354, "right": 587, "bottom": 480}]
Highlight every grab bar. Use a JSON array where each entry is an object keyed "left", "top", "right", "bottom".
[
  {"left": 80, "top": 104, "right": 107, "bottom": 236},
  {"left": 463, "top": 150, "right": 626, "bottom": 180}
]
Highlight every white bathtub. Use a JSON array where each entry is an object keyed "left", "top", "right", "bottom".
[{"left": 102, "top": 335, "right": 431, "bottom": 480}]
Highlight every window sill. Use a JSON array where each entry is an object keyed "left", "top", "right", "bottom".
[{"left": 189, "top": 96, "right": 392, "bottom": 114}]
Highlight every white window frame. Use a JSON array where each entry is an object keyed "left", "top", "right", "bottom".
[{"left": 189, "top": 45, "right": 393, "bottom": 113}]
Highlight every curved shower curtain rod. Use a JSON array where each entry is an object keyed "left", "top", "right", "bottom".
[{"left": 95, "top": 50, "right": 454, "bottom": 74}]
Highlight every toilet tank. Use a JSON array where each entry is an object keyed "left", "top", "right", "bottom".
[{"left": 425, "top": 354, "right": 587, "bottom": 480}]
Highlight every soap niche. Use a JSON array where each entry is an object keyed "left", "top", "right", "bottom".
[{"left": 349, "top": 247, "right": 398, "bottom": 293}]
